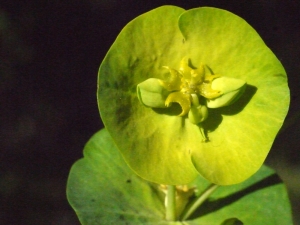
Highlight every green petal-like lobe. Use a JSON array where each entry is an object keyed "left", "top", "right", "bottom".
[
  {"left": 137, "top": 78, "right": 169, "bottom": 108},
  {"left": 98, "top": 6, "right": 289, "bottom": 185},
  {"left": 178, "top": 7, "right": 289, "bottom": 184},
  {"left": 207, "top": 77, "right": 246, "bottom": 108},
  {"left": 98, "top": 6, "right": 198, "bottom": 184}
]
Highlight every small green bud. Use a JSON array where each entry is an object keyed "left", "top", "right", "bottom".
[
  {"left": 188, "top": 104, "right": 208, "bottom": 124},
  {"left": 206, "top": 77, "right": 246, "bottom": 108},
  {"left": 137, "top": 78, "right": 169, "bottom": 108}
]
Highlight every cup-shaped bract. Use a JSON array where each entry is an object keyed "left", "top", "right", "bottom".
[{"left": 98, "top": 6, "right": 289, "bottom": 185}]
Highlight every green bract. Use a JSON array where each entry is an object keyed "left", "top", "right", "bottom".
[{"left": 97, "top": 6, "right": 289, "bottom": 185}]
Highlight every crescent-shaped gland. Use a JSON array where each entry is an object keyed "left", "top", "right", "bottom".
[
  {"left": 198, "top": 74, "right": 222, "bottom": 99},
  {"left": 161, "top": 66, "right": 182, "bottom": 91},
  {"left": 165, "top": 91, "right": 191, "bottom": 116}
]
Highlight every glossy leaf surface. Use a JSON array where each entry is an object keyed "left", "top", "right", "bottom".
[
  {"left": 97, "top": 6, "right": 289, "bottom": 185},
  {"left": 66, "top": 129, "right": 293, "bottom": 225}
]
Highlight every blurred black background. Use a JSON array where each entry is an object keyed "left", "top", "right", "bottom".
[{"left": 0, "top": 0, "right": 299, "bottom": 224}]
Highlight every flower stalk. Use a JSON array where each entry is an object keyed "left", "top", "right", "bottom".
[
  {"left": 166, "top": 185, "right": 176, "bottom": 221},
  {"left": 181, "top": 184, "right": 219, "bottom": 221}
]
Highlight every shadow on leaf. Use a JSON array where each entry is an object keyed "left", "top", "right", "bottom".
[
  {"left": 153, "top": 102, "right": 183, "bottom": 116},
  {"left": 202, "top": 84, "right": 257, "bottom": 132},
  {"left": 216, "top": 84, "right": 257, "bottom": 115},
  {"left": 188, "top": 173, "right": 282, "bottom": 220}
]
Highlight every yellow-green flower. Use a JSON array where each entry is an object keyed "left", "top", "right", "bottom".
[
  {"left": 98, "top": 6, "right": 289, "bottom": 185},
  {"left": 162, "top": 58, "right": 221, "bottom": 116},
  {"left": 137, "top": 57, "right": 246, "bottom": 124}
]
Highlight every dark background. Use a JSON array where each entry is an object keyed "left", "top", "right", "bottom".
[{"left": 0, "top": 0, "right": 299, "bottom": 224}]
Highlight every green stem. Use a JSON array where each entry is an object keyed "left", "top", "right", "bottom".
[
  {"left": 199, "top": 125, "right": 208, "bottom": 142},
  {"left": 166, "top": 185, "right": 176, "bottom": 221},
  {"left": 191, "top": 94, "right": 200, "bottom": 106},
  {"left": 181, "top": 184, "right": 218, "bottom": 221}
]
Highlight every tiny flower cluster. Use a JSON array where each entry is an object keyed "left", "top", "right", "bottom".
[{"left": 137, "top": 57, "right": 246, "bottom": 125}]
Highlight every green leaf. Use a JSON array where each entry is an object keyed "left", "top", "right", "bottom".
[
  {"left": 97, "top": 6, "right": 289, "bottom": 185},
  {"left": 186, "top": 165, "right": 293, "bottom": 225},
  {"left": 66, "top": 129, "right": 169, "bottom": 225},
  {"left": 66, "top": 129, "right": 293, "bottom": 225}
]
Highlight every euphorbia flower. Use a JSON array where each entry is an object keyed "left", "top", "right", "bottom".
[
  {"left": 97, "top": 6, "right": 289, "bottom": 185},
  {"left": 137, "top": 57, "right": 246, "bottom": 128}
]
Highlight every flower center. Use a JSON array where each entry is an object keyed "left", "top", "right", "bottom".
[{"left": 161, "top": 58, "right": 221, "bottom": 116}]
